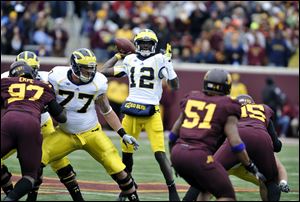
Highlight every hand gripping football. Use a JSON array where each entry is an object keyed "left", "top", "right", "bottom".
[{"left": 115, "top": 38, "right": 136, "bottom": 54}]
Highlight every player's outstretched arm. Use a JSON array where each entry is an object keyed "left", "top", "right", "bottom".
[
  {"left": 168, "top": 77, "right": 180, "bottom": 90},
  {"left": 47, "top": 100, "right": 67, "bottom": 123},
  {"left": 96, "top": 93, "right": 139, "bottom": 150},
  {"left": 275, "top": 155, "right": 290, "bottom": 192},
  {"left": 225, "top": 116, "right": 266, "bottom": 182},
  {"left": 100, "top": 53, "right": 125, "bottom": 77}
]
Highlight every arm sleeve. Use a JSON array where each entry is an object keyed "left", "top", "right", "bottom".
[
  {"left": 114, "top": 65, "right": 127, "bottom": 77},
  {"left": 267, "top": 120, "right": 282, "bottom": 152},
  {"left": 160, "top": 55, "right": 177, "bottom": 80},
  {"left": 47, "top": 100, "right": 66, "bottom": 123}
]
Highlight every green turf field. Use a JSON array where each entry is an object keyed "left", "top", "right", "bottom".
[{"left": 1, "top": 132, "right": 299, "bottom": 201}]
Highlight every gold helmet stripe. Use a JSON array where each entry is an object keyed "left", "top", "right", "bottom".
[
  {"left": 73, "top": 48, "right": 96, "bottom": 66},
  {"left": 134, "top": 29, "right": 158, "bottom": 43},
  {"left": 16, "top": 51, "right": 40, "bottom": 69}
]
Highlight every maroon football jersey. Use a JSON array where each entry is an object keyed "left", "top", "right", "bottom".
[
  {"left": 238, "top": 103, "right": 274, "bottom": 130},
  {"left": 178, "top": 91, "right": 241, "bottom": 153},
  {"left": 1, "top": 77, "right": 56, "bottom": 119}
]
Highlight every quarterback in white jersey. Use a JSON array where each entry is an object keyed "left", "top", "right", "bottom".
[
  {"left": 101, "top": 29, "right": 180, "bottom": 201},
  {"left": 41, "top": 48, "right": 140, "bottom": 201},
  {"left": 115, "top": 52, "right": 177, "bottom": 105}
]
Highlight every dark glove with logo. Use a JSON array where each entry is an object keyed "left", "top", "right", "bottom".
[{"left": 245, "top": 162, "right": 266, "bottom": 182}]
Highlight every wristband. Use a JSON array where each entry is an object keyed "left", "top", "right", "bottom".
[
  {"left": 280, "top": 180, "right": 287, "bottom": 185},
  {"left": 117, "top": 128, "right": 126, "bottom": 137},
  {"left": 168, "top": 132, "right": 178, "bottom": 142},
  {"left": 231, "top": 142, "right": 245, "bottom": 153},
  {"left": 115, "top": 53, "right": 122, "bottom": 60}
]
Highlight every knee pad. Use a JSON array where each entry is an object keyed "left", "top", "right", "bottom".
[
  {"left": 112, "top": 173, "right": 135, "bottom": 192},
  {"left": 56, "top": 164, "right": 77, "bottom": 184},
  {"left": 1, "top": 164, "right": 12, "bottom": 186}
]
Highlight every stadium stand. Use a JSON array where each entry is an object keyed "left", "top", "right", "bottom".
[{"left": 1, "top": 1, "right": 299, "bottom": 67}]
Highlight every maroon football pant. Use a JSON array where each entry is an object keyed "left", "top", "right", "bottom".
[
  {"left": 1, "top": 111, "right": 42, "bottom": 180},
  {"left": 171, "top": 143, "right": 236, "bottom": 199},
  {"left": 214, "top": 127, "right": 278, "bottom": 182}
]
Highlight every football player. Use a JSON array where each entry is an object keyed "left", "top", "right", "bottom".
[
  {"left": 39, "top": 48, "right": 140, "bottom": 201},
  {"left": 168, "top": 69, "right": 264, "bottom": 201},
  {"left": 174, "top": 94, "right": 289, "bottom": 201},
  {"left": 1, "top": 61, "right": 66, "bottom": 201},
  {"left": 101, "top": 29, "right": 180, "bottom": 201},
  {"left": 1, "top": 51, "right": 84, "bottom": 201}
]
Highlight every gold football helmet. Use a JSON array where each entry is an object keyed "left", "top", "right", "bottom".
[
  {"left": 134, "top": 29, "right": 158, "bottom": 57},
  {"left": 15, "top": 51, "right": 40, "bottom": 77},
  {"left": 70, "top": 48, "right": 97, "bottom": 83}
]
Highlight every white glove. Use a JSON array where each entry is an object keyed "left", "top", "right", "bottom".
[
  {"left": 279, "top": 180, "right": 290, "bottom": 193},
  {"left": 122, "top": 134, "right": 139, "bottom": 151}
]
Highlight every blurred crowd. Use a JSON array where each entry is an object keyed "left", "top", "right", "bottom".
[{"left": 1, "top": 1, "right": 299, "bottom": 67}]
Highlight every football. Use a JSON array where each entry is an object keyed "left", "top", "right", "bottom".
[{"left": 115, "top": 38, "right": 136, "bottom": 54}]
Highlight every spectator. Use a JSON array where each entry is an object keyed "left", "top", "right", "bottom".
[
  {"left": 1, "top": 1, "right": 298, "bottom": 67},
  {"left": 90, "top": 25, "right": 112, "bottom": 63},
  {"left": 16, "top": 10, "right": 36, "bottom": 45},
  {"left": 32, "top": 25, "right": 53, "bottom": 53},
  {"left": 262, "top": 77, "right": 286, "bottom": 128},
  {"left": 115, "top": 23, "right": 134, "bottom": 40},
  {"left": 230, "top": 73, "right": 248, "bottom": 99},
  {"left": 194, "top": 39, "right": 216, "bottom": 63},
  {"left": 266, "top": 30, "right": 292, "bottom": 67},
  {"left": 1, "top": 25, "right": 9, "bottom": 54},
  {"left": 188, "top": 6, "right": 209, "bottom": 40},
  {"left": 10, "top": 26, "right": 23, "bottom": 55},
  {"left": 35, "top": 44, "right": 51, "bottom": 57},
  {"left": 224, "top": 31, "right": 245, "bottom": 66},
  {"left": 49, "top": 2, "right": 67, "bottom": 19},
  {"left": 247, "top": 34, "right": 267, "bottom": 66},
  {"left": 277, "top": 99, "right": 299, "bottom": 138},
  {"left": 49, "top": 18, "right": 69, "bottom": 57}
]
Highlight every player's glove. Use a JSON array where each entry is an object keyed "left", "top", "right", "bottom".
[
  {"left": 279, "top": 180, "right": 290, "bottom": 193},
  {"left": 165, "top": 43, "right": 172, "bottom": 60},
  {"left": 245, "top": 162, "right": 266, "bottom": 182},
  {"left": 273, "top": 139, "right": 282, "bottom": 153},
  {"left": 160, "top": 43, "right": 172, "bottom": 61},
  {"left": 114, "top": 53, "right": 126, "bottom": 60},
  {"left": 122, "top": 134, "right": 139, "bottom": 151}
]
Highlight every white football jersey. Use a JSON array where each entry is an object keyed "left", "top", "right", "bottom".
[
  {"left": 48, "top": 66, "right": 108, "bottom": 134},
  {"left": 114, "top": 53, "right": 177, "bottom": 105},
  {"left": 37, "top": 71, "right": 52, "bottom": 125},
  {"left": 1, "top": 70, "right": 51, "bottom": 126}
]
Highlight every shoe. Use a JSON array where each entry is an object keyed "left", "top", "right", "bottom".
[
  {"left": 169, "top": 190, "right": 180, "bottom": 201},
  {"left": 116, "top": 192, "right": 127, "bottom": 201},
  {"left": 168, "top": 183, "right": 180, "bottom": 201}
]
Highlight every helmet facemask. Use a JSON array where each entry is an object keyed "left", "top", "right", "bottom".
[
  {"left": 71, "top": 62, "right": 97, "bottom": 83},
  {"left": 134, "top": 29, "right": 158, "bottom": 57},
  {"left": 135, "top": 40, "right": 157, "bottom": 57}
]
